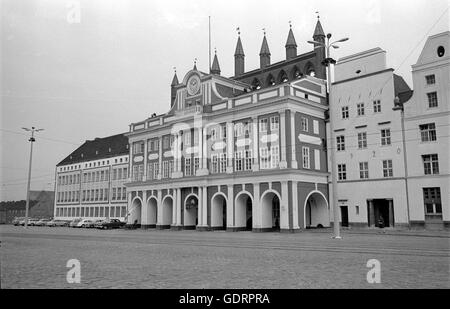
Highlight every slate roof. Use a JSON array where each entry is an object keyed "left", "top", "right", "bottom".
[{"left": 57, "top": 133, "right": 128, "bottom": 166}]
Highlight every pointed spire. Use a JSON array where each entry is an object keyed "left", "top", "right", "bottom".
[
  {"left": 171, "top": 67, "right": 179, "bottom": 86},
  {"left": 193, "top": 58, "right": 198, "bottom": 71},
  {"left": 211, "top": 49, "right": 221, "bottom": 75},
  {"left": 285, "top": 22, "right": 297, "bottom": 47},
  {"left": 234, "top": 28, "right": 244, "bottom": 56},
  {"left": 259, "top": 29, "right": 271, "bottom": 56},
  {"left": 313, "top": 14, "right": 325, "bottom": 38}
]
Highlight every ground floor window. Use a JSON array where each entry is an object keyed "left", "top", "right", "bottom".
[{"left": 423, "top": 187, "right": 442, "bottom": 215}]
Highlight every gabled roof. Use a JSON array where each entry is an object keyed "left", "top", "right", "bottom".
[{"left": 57, "top": 133, "right": 128, "bottom": 166}]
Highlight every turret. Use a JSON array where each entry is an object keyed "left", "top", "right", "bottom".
[
  {"left": 285, "top": 23, "right": 297, "bottom": 60},
  {"left": 170, "top": 70, "right": 179, "bottom": 108},
  {"left": 259, "top": 31, "right": 271, "bottom": 68},
  {"left": 234, "top": 30, "right": 245, "bottom": 76}
]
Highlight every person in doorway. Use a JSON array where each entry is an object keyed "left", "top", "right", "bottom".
[{"left": 378, "top": 216, "right": 385, "bottom": 229}]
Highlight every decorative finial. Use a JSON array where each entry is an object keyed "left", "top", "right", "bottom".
[
  {"left": 316, "top": 11, "right": 320, "bottom": 19},
  {"left": 173, "top": 66, "right": 176, "bottom": 74},
  {"left": 263, "top": 28, "right": 266, "bottom": 36},
  {"left": 194, "top": 58, "right": 197, "bottom": 65},
  {"left": 214, "top": 47, "right": 217, "bottom": 54},
  {"left": 236, "top": 27, "right": 240, "bottom": 36},
  {"left": 289, "top": 21, "right": 292, "bottom": 28}
]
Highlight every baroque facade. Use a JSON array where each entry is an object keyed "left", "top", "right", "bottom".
[{"left": 125, "top": 19, "right": 331, "bottom": 232}]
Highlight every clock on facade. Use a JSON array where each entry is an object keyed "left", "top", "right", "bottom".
[{"left": 187, "top": 75, "right": 201, "bottom": 96}]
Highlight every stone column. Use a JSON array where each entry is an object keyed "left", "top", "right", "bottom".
[
  {"left": 252, "top": 182, "right": 261, "bottom": 230},
  {"left": 252, "top": 116, "right": 259, "bottom": 171},
  {"left": 227, "top": 184, "right": 234, "bottom": 230},
  {"left": 202, "top": 185, "right": 208, "bottom": 228},
  {"left": 368, "top": 199, "right": 375, "bottom": 227},
  {"left": 141, "top": 190, "right": 148, "bottom": 228},
  {"left": 197, "top": 127, "right": 209, "bottom": 176},
  {"left": 197, "top": 186, "right": 203, "bottom": 228},
  {"left": 292, "top": 181, "right": 299, "bottom": 230},
  {"left": 176, "top": 188, "right": 182, "bottom": 228},
  {"left": 143, "top": 139, "right": 148, "bottom": 181},
  {"left": 172, "top": 131, "right": 183, "bottom": 178},
  {"left": 156, "top": 189, "right": 163, "bottom": 228},
  {"left": 280, "top": 181, "right": 289, "bottom": 230},
  {"left": 226, "top": 122, "right": 234, "bottom": 174},
  {"left": 127, "top": 191, "right": 133, "bottom": 224},
  {"left": 388, "top": 199, "right": 394, "bottom": 227},
  {"left": 290, "top": 111, "right": 298, "bottom": 169},
  {"left": 172, "top": 188, "right": 177, "bottom": 226},
  {"left": 279, "top": 110, "right": 287, "bottom": 169},
  {"left": 158, "top": 137, "right": 163, "bottom": 180}
]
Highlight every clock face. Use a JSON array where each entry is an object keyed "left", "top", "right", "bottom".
[{"left": 187, "top": 75, "right": 201, "bottom": 96}]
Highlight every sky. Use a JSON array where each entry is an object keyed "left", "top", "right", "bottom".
[{"left": 1, "top": 0, "right": 449, "bottom": 201}]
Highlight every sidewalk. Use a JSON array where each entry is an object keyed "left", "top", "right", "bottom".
[{"left": 307, "top": 227, "right": 450, "bottom": 238}]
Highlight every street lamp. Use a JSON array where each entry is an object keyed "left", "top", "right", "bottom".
[
  {"left": 308, "top": 33, "right": 349, "bottom": 239},
  {"left": 393, "top": 97, "right": 411, "bottom": 227},
  {"left": 22, "top": 126, "right": 44, "bottom": 229}
]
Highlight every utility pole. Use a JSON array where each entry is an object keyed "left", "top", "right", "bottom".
[
  {"left": 22, "top": 126, "right": 44, "bottom": 229},
  {"left": 309, "top": 33, "right": 349, "bottom": 239}
]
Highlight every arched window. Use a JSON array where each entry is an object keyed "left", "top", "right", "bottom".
[
  {"left": 266, "top": 74, "right": 275, "bottom": 87},
  {"left": 277, "top": 70, "right": 288, "bottom": 83},
  {"left": 251, "top": 78, "right": 262, "bottom": 90}
]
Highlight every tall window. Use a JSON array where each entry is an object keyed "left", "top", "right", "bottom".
[
  {"left": 270, "top": 116, "right": 279, "bottom": 131},
  {"left": 425, "top": 74, "right": 435, "bottom": 85},
  {"left": 221, "top": 124, "right": 227, "bottom": 139},
  {"left": 235, "top": 151, "right": 243, "bottom": 171},
  {"left": 260, "top": 147, "right": 270, "bottom": 169},
  {"left": 184, "top": 131, "right": 191, "bottom": 146},
  {"left": 381, "top": 129, "right": 391, "bottom": 146},
  {"left": 219, "top": 153, "right": 227, "bottom": 173},
  {"left": 211, "top": 154, "right": 219, "bottom": 174},
  {"left": 342, "top": 106, "right": 349, "bottom": 119},
  {"left": 337, "top": 135, "right": 345, "bottom": 151},
  {"left": 423, "top": 188, "right": 441, "bottom": 215},
  {"left": 373, "top": 100, "right": 381, "bottom": 113},
  {"left": 133, "top": 141, "right": 144, "bottom": 154},
  {"left": 302, "top": 147, "right": 310, "bottom": 169},
  {"left": 357, "top": 103, "right": 365, "bottom": 116},
  {"left": 259, "top": 118, "right": 268, "bottom": 132},
  {"left": 244, "top": 121, "right": 252, "bottom": 135},
  {"left": 163, "top": 161, "right": 169, "bottom": 178},
  {"left": 153, "top": 162, "right": 159, "bottom": 179},
  {"left": 382, "top": 160, "right": 393, "bottom": 177},
  {"left": 338, "top": 164, "right": 347, "bottom": 180},
  {"left": 244, "top": 150, "right": 252, "bottom": 171},
  {"left": 427, "top": 92, "right": 438, "bottom": 108},
  {"left": 163, "top": 136, "right": 169, "bottom": 149},
  {"left": 194, "top": 157, "right": 200, "bottom": 173},
  {"left": 422, "top": 154, "right": 439, "bottom": 175},
  {"left": 301, "top": 117, "right": 308, "bottom": 132},
  {"left": 234, "top": 123, "right": 244, "bottom": 137},
  {"left": 420, "top": 123, "right": 436, "bottom": 142},
  {"left": 359, "top": 162, "right": 369, "bottom": 179},
  {"left": 358, "top": 132, "right": 367, "bottom": 149},
  {"left": 147, "top": 164, "right": 153, "bottom": 180},
  {"left": 184, "top": 158, "right": 192, "bottom": 176},
  {"left": 271, "top": 146, "right": 280, "bottom": 168},
  {"left": 211, "top": 128, "right": 218, "bottom": 140}
]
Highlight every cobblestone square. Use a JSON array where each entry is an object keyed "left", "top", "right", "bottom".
[{"left": 1, "top": 225, "right": 449, "bottom": 289}]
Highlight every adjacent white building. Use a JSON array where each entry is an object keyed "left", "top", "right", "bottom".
[
  {"left": 54, "top": 134, "right": 129, "bottom": 221},
  {"left": 403, "top": 31, "right": 449, "bottom": 229},
  {"left": 330, "top": 48, "right": 412, "bottom": 228}
]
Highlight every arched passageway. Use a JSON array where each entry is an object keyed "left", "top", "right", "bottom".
[
  {"left": 211, "top": 194, "right": 227, "bottom": 230},
  {"left": 147, "top": 197, "right": 157, "bottom": 227},
  {"left": 305, "top": 192, "right": 329, "bottom": 228},
  {"left": 261, "top": 191, "right": 281, "bottom": 231},
  {"left": 184, "top": 194, "right": 198, "bottom": 229},
  {"left": 128, "top": 198, "right": 142, "bottom": 226},
  {"left": 235, "top": 193, "right": 253, "bottom": 231},
  {"left": 161, "top": 196, "right": 173, "bottom": 228}
]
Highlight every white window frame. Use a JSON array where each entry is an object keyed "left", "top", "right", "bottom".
[
  {"left": 302, "top": 146, "right": 310, "bottom": 169},
  {"left": 301, "top": 117, "right": 309, "bottom": 132},
  {"left": 259, "top": 118, "right": 268, "bottom": 132},
  {"left": 270, "top": 146, "right": 280, "bottom": 168},
  {"left": 270, "top": 116, "right": 279, "bottom": 131}
]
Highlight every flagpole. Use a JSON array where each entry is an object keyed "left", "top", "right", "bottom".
[{"left": 208, "top": 16, "right": 211, "bottom": 73}]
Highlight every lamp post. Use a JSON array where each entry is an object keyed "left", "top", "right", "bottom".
[
  {"left": 308, "top": 34, "right": 348, "bottom": 239},
  {"left": 393, "top": 97, "right": 411, "bottom": 227},
  {"left": 22, "top": 126, "right": 44, "bottom": 229}
]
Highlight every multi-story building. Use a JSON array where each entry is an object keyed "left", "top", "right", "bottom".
[
  {"left": 330, "top": 48, "right": 412, "bottom": 229},
  {"left": 403, "top": 32, "right": 449, "bottom": 229},
  {"left": 54, "top": 133, "right": 129, "bottom": 221},
  {"left": 125, "top": 19, "right": 332, "bottom": 232}
]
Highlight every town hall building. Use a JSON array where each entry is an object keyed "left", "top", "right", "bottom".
[{"left": 124, "top": 19, "right": 332, "bottom": 232}]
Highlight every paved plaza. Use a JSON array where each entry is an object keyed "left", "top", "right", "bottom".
[{"left": 1, "top": 225, "right": 449, "bottom": 289}]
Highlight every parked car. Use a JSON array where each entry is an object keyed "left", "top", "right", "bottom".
[
  {"left": 27, "top": 218, "right": 41, "bottom": 226},
  {"left": 77, "top": 219, "right": 93, "bottom": 228},
  {"left": 69, "top": 218, "right": 82, "bottom": 228},
  {"left": 12, "top": 217, "right": 25, "bottom": 226},
  {"left": 96, "top": 219, "right": 126, "bottom": 229},
  {"left": 86, "top": 219, "right": 103, "bottom": 228},
  {"left": 35, "top": 218, "right": 51, "bottom": 226},
  {"left": 46, "top": 219, "right": 69, "bottom": 227}
]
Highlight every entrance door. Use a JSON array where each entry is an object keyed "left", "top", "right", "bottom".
[{"left": 340, "top": 206, "right": 349, "bottom": 227}]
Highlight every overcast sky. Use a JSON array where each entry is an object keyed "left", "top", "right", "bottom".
[{"left": 1, "top": 0, "right": 448, "bottom": 201}]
